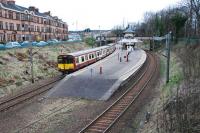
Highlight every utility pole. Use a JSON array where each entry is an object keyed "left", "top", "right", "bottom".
[
  {"left": 28, "top": 13, "right": 34, "bottom": 83},
  {"left": 166, "top": 32, "right": 171, "bottom": 83}
]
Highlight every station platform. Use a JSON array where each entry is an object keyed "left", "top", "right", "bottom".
[{"left": 45, "top": 45, "right": 147, "bottom": 100}]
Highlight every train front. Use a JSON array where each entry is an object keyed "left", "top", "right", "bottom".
[{"left": 57, "top": 55, "right": 75, "bottom": 74}]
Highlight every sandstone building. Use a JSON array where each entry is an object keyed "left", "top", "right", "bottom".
[{"left": 0, "top": 0, "right": 68, "bottom": 43}]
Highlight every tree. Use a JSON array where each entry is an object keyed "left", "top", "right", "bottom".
[
  {"left": 170, "top": 12, "right": 188, "bottom": 42},
  {"left": 111, "top": 25, "right": 124, "bottom": 37},
  {"left": 85, "top": 37, "right": 96, "bottom": 47}
]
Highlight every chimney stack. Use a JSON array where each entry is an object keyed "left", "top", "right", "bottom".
[
  {"left": 7, "top": 0, "right": 15, "bottom": 5},
  {"left": 0, "top": 0, "right": 8, "bottom": 4}
]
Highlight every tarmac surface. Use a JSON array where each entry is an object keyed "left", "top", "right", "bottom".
[{"left": 46, "top": 45, "right": 146, "bottom": 100}]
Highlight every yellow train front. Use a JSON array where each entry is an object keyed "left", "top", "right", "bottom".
[{"left": 57, "top": 55, "right": 75, "bottom": 74}]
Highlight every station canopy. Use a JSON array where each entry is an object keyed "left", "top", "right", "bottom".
[{"left": 118, "top": 38, "right": 143, "bottom": 44}]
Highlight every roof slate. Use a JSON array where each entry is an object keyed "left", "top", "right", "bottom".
[
  {"left": 124, "top": 27, "right": 135, "bottom": 33},
  {"left": 1, "top": 2, "right": 48, "bottom": 18}
]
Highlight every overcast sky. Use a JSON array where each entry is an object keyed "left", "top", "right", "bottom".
[{"left": 16, "top": 0, "right": 181, "bottom": 31}]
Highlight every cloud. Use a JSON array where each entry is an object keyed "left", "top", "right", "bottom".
[{"left": 16, "top": 0, "right": 180, "bottom": 30}]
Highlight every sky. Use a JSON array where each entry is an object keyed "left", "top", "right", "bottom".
[{"left": 16, "top": 0, "right": 181, "bottom": 31}]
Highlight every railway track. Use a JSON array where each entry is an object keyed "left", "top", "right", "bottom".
[
  {"left": 0, "top": 75, "right": 64, "bottom": 112},
  {"left": 79, "top": 51, "right": 157, "bottom": 133}
]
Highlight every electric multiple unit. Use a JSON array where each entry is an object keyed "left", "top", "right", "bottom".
[{"left": 57, "top": 44, "right": 115, "bottom": 74}]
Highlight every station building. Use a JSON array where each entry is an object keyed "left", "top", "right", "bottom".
[{"left": 0, "top": 0, "right": 68, "bottom": 43}]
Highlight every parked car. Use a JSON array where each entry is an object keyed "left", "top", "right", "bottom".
[
  {"left": 35, "top": 41, "right": 48, "bottom": 47},
  {"left": 5, "top": 42, "right": 21, "bottom": 49},
  {"left": 21, "top": 41, "right": 38, "bottom": 47},
  {"left": 20, "top": 41, "right": 30, "bottom": 47},
  {"left": 47, "top": 39, "right": 59, "bottom": 45},
  {"left": 32, "top": 41, "right": 38, "bottom": 46},
  {"left": 0, "top": 44, "right": 6, "bottom": 50}
]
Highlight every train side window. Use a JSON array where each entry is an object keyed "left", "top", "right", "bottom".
[
  {"left": 81, "top": 56, "right": 84, "bottom": 62},
  {"left": 85, "top": 55, "right": 88, "bottom": 60},
  {"left": 89, "top": 54, "right": 92, "bottom": 59},
  {"left": 76, "top": 58, "right": 79, "bottom": 63},
  {"left": 97, "top": 52, "right": 99, "bottom": 56},
  {"left": 92, "top": 54, "right": 94, "bottom": 58}
]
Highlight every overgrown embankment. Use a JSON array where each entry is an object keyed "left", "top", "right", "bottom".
[
  {"left": 156, "top": 44, "right": 200, "bottom": 133},
  {"left": 0, "top": 42, "right": 90, "bottom": 98}
]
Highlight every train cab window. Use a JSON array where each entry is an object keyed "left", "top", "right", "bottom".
[
  {"left": 58, "top": 57, "right": 63, "bottom": 63},
  {"left": 81, "top": 56, "right": 85, "bottom": 62},
  {"left": 97, "top": 52, "right": 100, "bottom": 56},
  {"left": 66, "top": 56, "right": 73, "bottom": 64}
]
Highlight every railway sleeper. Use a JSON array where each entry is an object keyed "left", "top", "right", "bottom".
[
  {"left": 97, "top": 119, "right": 113, "bottom": 123},
  {"left": 117, "top": 103, "right": 129, "bottom": 107},
  {"left": 87, "top": 128, "right": 104, "bottom": 133},
  {"left": 95, "top": 121, "right": 112, "bottom": 125},
  {"left": 90, "top": 125, "right": 107, "bottom": 130},
  {"left": 102, "top": 115, "right": 116, "bottom": 121},
  {"left": 109, "top": 108, "right": 123, "bottom": 112},
  {"left": 104, "top": 113, "right": 119, "bottom": 118}
]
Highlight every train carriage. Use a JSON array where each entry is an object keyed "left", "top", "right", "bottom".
[{"left": 57, "top": 44, "right": 116, "bottom": 74}]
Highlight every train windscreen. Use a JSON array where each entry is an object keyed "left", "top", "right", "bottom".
[{"left": 58, "top": 55, "right": 73, "bottom": 64}]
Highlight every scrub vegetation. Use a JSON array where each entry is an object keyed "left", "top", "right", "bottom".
[{"left": 0, "top": 42, "right": 90, "bottom": 98}]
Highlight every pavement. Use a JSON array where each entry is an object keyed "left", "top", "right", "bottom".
[{"left": 45, "top": 44, "right": 147, "bottom": 100}]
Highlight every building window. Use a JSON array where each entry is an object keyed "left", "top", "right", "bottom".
[
  {"left": 5, "top": 10, "right": 8, "bottom": 18},
  {"left": 37, "top": 26, "right": 40, "bottom": 32},
  {"left": 21, "top": 13, "right": 28, "bottom": 21},
  {"left": 5, "top": 22, "right": 8, "bottom": 30},
  {"left": 8, "top": 11, "right": 13, "bottom": 19},
  {"left": 0, "top": 21, "right": 3, "bottom": 30},
  {"left": 16, "top": 13, "right": 20, "bottom": 20},
  {"left": 24, "top": 24, "right": 28, "bottom": 31},
  {"left": 0, "top": 9, "right": 2, "bottom": 17},
  {"left": 0, "top": 33, "right": 3, "bottom": 42},
  {"left": 17, "top": 24, "right": 21, "bottom": 31},
  {"left": 9, "top": 23, "right": 14, "bottom": 30},
  {"left": 41, "top": 27, "right": 44, "bottom": 32},
  {"left": 30, "top": 25, "right": 34, "bottom": 32}
]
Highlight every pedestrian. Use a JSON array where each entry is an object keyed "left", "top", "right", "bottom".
[{"left": 145, "top": 111, "right": 151, "bottom": 123}]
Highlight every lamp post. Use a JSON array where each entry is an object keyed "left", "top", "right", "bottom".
[{"left": 99, "top": 25, "right": 101, "bottom": 47}]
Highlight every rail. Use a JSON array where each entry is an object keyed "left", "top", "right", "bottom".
[
  {"left": 0, "top": 75, "right": 64, "bottom": 112},
  {"left": 79, "top": 51, "right": 157, "bottom": 133}
]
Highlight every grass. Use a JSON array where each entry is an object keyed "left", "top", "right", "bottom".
[
  {"left": 161, "top": 52, "right": 183, "bottom": 99},
  {"left": 0, "top": 42, "right": 90, "bottom": 97}
]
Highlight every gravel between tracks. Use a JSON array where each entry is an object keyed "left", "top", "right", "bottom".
[
  {"left": 0, "top": 52, "right": 150, "bottom": 133},
  {"left": 108, "top": 54, "right": 160, "bottom": 133}
]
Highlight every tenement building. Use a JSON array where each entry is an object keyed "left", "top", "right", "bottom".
[{"left": 0, "top": 0, "right": 68, "bottom": 43}]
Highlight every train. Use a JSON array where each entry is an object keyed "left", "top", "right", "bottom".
[{"left": 57, "top": 44, "right": 116, "bottom": 74}]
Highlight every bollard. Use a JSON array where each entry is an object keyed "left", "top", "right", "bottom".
[
  {"left": 118, "top": 53, "right": 119, "bottom": 60},
  {"left": 90, "top": 68, "right": 93, "bottom": 77},
  {"left": 100, "top": 66, "right": 102, "bottom": 74}
]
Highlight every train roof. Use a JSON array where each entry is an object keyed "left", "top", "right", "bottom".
[{"left": 66, "top": 45, "right": 111, "bottom": 57}]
